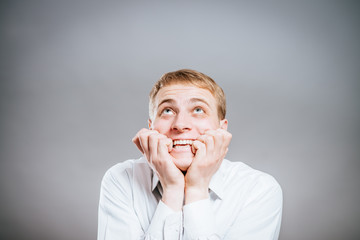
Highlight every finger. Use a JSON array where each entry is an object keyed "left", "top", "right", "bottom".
[
  {"left": 192, "top": 140, "right": 206, "bottom": 161},
  {"left": 132, "top": 128, "right": 150, "bottom": 154},
  {"left": 138, "top": 129, "right": 158, "bottom": 150},
  {"left": 206, "top": 129, "right": 223, "bottom": 154},
  {"left": 138, "top": 129, "right": 158, "bottom": 159},
  {"left": 196, "top": 133, "right": 212, "bottom": 144},
  {"left": 218, "top": 147, "right": 228, "bottom": 167},
  {"left": 219, "top": 129, "right": 232, "bottom": 153},
  {"left": 132, "top": 135, "right": 144, "bottom": 154},
  {"left": 148, "top": 133, "right": 161, "bottom": 162},
  {"left": 191, "top": 142, "right": 196, "bottom": 154},
  {"left": 220, "top": 121, "right": 227, "bottom": 130},
  {"left": 208, "top": 129, "right": 231, "bottom": 154},
  {"left": 198, "top": 134, "right": 215, "bottom": 155},
  {"left": 158, "top": 137, "right": 173, "bottom": 156},
  {"left": 167, "top": 138, "right": 173, "bottom": 152}
]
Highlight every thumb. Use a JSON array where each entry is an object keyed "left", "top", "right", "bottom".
[{"left": 166, "top": 138, "right": 173, "bottom": 152}]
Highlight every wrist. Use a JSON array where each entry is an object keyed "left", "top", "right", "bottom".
[
  {"left": 184, "top": 186, "right": 209, "bottom": 205},
  {"left": 162, "top": 187, "right": 184, "bottom": 211}
]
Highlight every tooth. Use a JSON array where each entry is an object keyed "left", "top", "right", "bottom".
[{"left": 172, "top": 139, "right": 194, "bottom": 146}]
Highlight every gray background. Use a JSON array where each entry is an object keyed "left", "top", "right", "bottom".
[{"left": 1, "top": 1, "right": 359, "bottom": 239}]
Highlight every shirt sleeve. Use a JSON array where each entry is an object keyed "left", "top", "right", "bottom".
[
  {"left": 146, "top": 200, "right": 182, "bottom": 239},
  {"left": 183, "top": 198, "right": 220, "bottom": 240},
  {"left": 98, "top": 168, "right": 182, "bottom": 240},
  {"left": 225, "top": 176, "right": 283, "bottom": 240},
  {"left": 98, "top": 169, "right": 144, "bottom": 239}
]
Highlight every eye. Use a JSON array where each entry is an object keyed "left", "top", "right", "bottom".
[
  {"left": 162, "top": 108, "right": 174, "bottom": 115},
  {"left": 194, "top": 107, "right": 204, "bottom": 114}
]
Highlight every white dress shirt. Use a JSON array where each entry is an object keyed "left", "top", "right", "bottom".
[{"left": 98, "top": 157, "right": 282, "bottom": 240}]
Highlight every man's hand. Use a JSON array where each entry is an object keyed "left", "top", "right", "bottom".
[
  {"left": 184, "top": 128, "right": 232, "bottom": 204},
  {"left": 133, "top": 128, "right": 185, "bottom": 211}
]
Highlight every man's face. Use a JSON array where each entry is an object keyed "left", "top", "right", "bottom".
[{"left": 149, "top": 84, "right": 227, "bottom": 171}]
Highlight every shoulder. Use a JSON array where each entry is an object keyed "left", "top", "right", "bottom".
[
  {"left": 220, "top": 159, "right": 282, "bottom": 197},
  {"left": 101, "top": 157, "right": 150, "bottom": 188}
]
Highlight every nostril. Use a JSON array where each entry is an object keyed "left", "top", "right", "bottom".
[
  {"left": 171, "top": 125, "right": 191, "bottom": 132},
  {"left": 171, "top": 115, "right": 192, "bottom": 132}
]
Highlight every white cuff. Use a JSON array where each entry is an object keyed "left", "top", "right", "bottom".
[
  {"left": 183, "top": 198, "right": 217, "bottom": 239},
  {"left": 147, "top": 200, "right": 182, "bottom": 239}
]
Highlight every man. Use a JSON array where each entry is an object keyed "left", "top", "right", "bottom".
[{"left": 98, "top": 69, "right": 282, "bottom": 239}]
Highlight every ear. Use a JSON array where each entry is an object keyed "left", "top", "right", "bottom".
[
  {"left": 220, "top": 119, "right": 228, "bottom": 130},
  {"left": 148, "top": 119, "right": 152, "bottom": 130}
]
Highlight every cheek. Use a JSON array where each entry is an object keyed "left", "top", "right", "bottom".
[
  {"left": 193, "top": 119, "right": 219, "bottom": 132},
  {"left": 152, "top": 120, "right": 171, "bottom": 133}
]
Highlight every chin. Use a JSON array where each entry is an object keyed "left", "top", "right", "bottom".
[
  {"left": 172, "top": 157, "right": 193, "bottom": 171},
  {"left": 170, "top": 150, "right": 194, "bottom": 171}
]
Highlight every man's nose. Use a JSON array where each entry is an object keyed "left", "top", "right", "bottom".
[{"left": 171, "top": 112, "right": 192, "bottom": 132}]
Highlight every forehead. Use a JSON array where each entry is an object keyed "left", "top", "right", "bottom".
[{"left": 155, "top": 84, "right": 216, "bottom": 106}]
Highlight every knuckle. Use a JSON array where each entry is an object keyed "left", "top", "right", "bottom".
[
  {"left": 207, "top": 130, "right": 216, "bottom": 135},
  {"left": 206, "top": 136, "right": 214, "bottom": 144},
  {"left": 215, "top": 132, "right": 223, "bottom": 140},
  {"left": 221, "top": 131, "right": 231, "bottom": 139},
  {"left": 158, "top": 138, "right": 168, "bottom": 145},
  {"left": 148, "top": 133, "right": 158, "bottom": 142},
  {"left": 194, "top": 140, "right": 204, "bottom": 148},
  {"left": 226, "top": 132, "right": 232, "bottom": 140},
  {"left": 203, "top": 137, "right": 210, "bottom": 144},
  {"left": 138, "top": 128, "right": 148, "bottom": 135},
  {"left": 205, "top": 135, "right": 213, "bottom": 141},
  {"left": 139, "top": 133, "right": 148, "bottom": 142}
]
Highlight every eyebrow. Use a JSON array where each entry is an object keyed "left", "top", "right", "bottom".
[
  {"left": 157, "top": 98, "right": 176, "bottom": 109},
  {"left": 157, "top": 97, "right": 211, "bottom": 109},
  {"left": 189, "top": 98, "right": 211, "bottom": 108}
]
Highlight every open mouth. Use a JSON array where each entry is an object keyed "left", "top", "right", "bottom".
[
  {"left": 170, "top": 139, "right": 196, "bottom": 166},
  {"left": 172, "top": 139, "right": 194, "bottom": 148}
]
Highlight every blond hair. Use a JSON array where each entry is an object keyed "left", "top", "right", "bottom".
[{"left": 149, "top": 69, "right": 226, "bottom": 120}]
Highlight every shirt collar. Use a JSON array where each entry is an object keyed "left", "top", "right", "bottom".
[
  {"left": 151, "top": 161, "right": 226, "bottom": 200},
  {"left": 151, "top": 169, "right": 160, "bottom": 192},
  {"left": 208, "top": 162, "right": 225, "bottom": 199}
]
